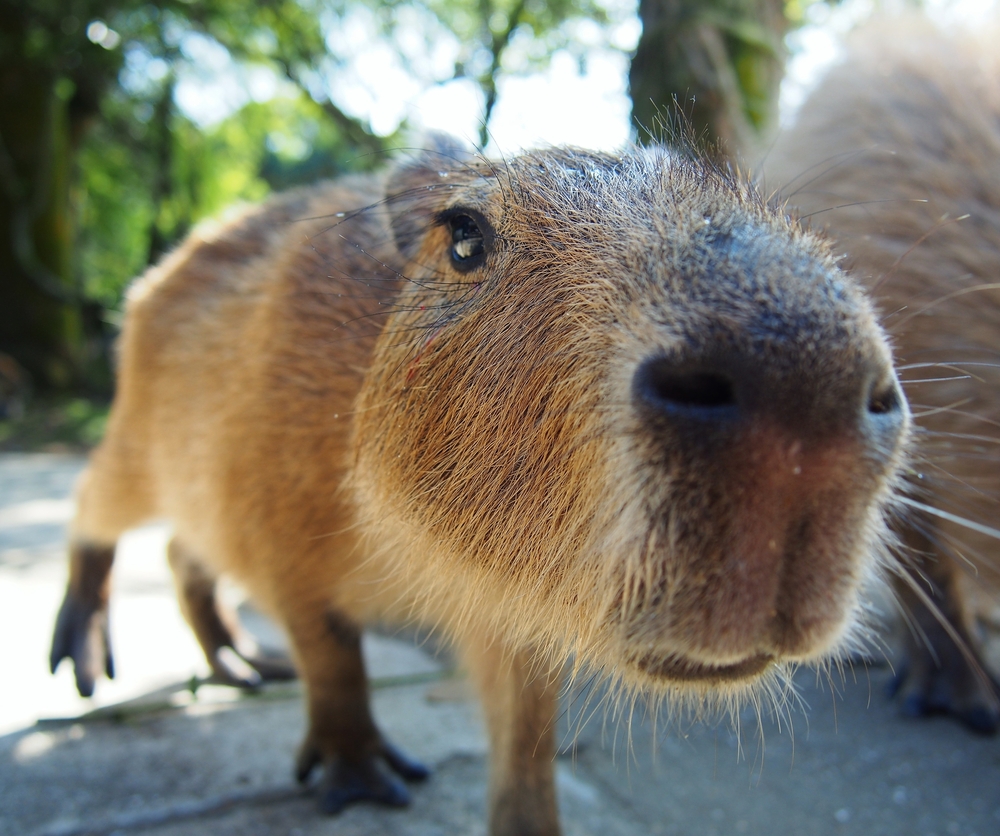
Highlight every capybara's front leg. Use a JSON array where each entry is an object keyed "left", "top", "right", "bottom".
[
  {"left": 466, "top": 636, "right": 561, "bottom": 836},
  {"left": 49, "top": 540, "right": 116, "bottom": 697},
  {"left": 891, "top": 529, "right": 1000, "bottom": 734},
  {"left": 287, "top": 603, "right": 429, "bottom": 813}
]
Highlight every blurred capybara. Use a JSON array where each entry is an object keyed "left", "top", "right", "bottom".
[
  {"left": 766, "top": 16, "right": 1000, "bottom": 732},
  {"left": 50, "top": 134, "right": 909, "bottom": 835}
]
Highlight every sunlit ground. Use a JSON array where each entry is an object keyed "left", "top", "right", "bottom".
[
  {"left": 0, "top": 463, "right": 206, "bottom": 736},
  {"left": 5, "top": 452, "right": 1000, "bottom": 836}
]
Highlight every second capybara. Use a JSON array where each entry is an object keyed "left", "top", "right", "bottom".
[
  {"left": 765, "top": 15, "right": 1000, "bottom": 732},
  {"left": 50, "top": 134, "right": 909, "bottom": 835}
]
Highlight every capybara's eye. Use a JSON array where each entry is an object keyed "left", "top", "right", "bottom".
[{"left": 447, "top": 212, "right": 486, "bottom": 269}]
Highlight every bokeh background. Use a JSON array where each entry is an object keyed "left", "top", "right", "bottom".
[
  {"left": 4, "top": 3, "right": 1000, "bottom": 835},
  {"left": 1, "top": 0, "right": 995, "bottom": 438}
]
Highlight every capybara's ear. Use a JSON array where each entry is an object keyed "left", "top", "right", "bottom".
[{"left": 386, "top": 133, "right": 475, "bottom": 259}]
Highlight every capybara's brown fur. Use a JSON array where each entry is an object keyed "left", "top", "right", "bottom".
[
  {"left": 765, "top": 16, "right": 1000, "bottom": 732},
  {"left": 50, "top": 135, "right": 909, "bottom": 834}
]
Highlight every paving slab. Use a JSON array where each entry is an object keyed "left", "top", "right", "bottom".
[{"left": 3, "top": 453, "right": 1000, "bottom": 836}]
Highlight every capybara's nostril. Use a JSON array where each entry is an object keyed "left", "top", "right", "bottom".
[
  {"left": 867, "top": 379, "right": 902, "bottom": 417},
  {"left": 633, "top": 357, "right": 737, "bottom": 418},
  {"left": 864, "top": 377, "right": 906, "bottom": 453}
]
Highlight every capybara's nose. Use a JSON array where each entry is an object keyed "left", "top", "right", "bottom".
[
  {"left": 632, "top": 351, "right": 905, "bottom": 451},
  {"left": 632, "top": 361, "right": 738, "bottom": 421}
]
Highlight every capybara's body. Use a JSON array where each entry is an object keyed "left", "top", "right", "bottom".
[
  {"left": 765, "top": 16, "right": 1000, "bottom": 731},
  {"left": 52, "top": 138, "right": 909, "bottom": 834}
]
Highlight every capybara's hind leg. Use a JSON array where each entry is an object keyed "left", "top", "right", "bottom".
[
  {"left": 167, "top": 537, "right": 296, "bottom": 687},
  {"left": 891, "top": 532, "right": 1000, "bottom": 734},
  {"left": 50, "top": 540, "right": 116, "bottom": 697},
  {"left": 287, "top": 602, "right": 429, "bottom": 813},
  {"left": 465, "top": 636, "right": 561, "bottom": 836}
]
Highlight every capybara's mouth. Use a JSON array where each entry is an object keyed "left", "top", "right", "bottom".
[{"left": 634, "top": 651, "right": 775, "bottom": 684}]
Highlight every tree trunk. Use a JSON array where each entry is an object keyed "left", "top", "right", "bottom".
[
  {"left": 629, "top": 0, "right": 788, "bottom": 161},
  {"left": 0, "top": 61, "right": 84, "bottom": 390}
]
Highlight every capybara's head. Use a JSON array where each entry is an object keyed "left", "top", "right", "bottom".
[{"left": 352, "top": 137, "right": 910, "bottom": 705}]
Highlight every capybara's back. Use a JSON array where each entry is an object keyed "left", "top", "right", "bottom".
[
  {"left": 766, "top": 15, "right": 1000, "bottom": 731},
  {"left": 77, "top": 177, "right": 396, "bottom": 588},
  {"left": 52, "top": 135, "right": 910, "bottom": 835}
]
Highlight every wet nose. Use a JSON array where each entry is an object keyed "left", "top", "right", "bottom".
[{"left": 631, "top": 350, "right": 905, "bottom": 453}]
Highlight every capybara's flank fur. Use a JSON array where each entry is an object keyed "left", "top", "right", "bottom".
[
  {"left": 51, "top": 134, "right": 909, "bottom": 835},
  {"left": 765, "top": 15, "right": 1000, "bottom": 733}
]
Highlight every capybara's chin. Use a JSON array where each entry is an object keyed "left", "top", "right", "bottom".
[
  {"left": 603, "top": 421, "right": 894, "bottom": 690},
  {"left": 631, "top": 652, "right": 775, "bottom": 686},
  {"left": 593, "top": 470, "right": 889, "bottom": 692}
]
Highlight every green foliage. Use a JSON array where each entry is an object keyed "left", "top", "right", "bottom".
[
  {"left": 76, "top": 87, "right": 361, "bottom": 314},
  {"left": 3, "top": 0, "right": 619, "bottom": 404},
  {"left": 65, "top": 0, "right": 622, "bottom": 317},
  {"left": 0, "top": 395, "right": 109, "bottom": 451}
]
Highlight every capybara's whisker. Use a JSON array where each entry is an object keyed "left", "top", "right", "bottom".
[
  {"left": 770, "top": 148, "right": 871, "bottom": 203},
  {"left": 892, "top": 281, "right": 1000, "bottom": 327},
  {"left": 907, "top": 400, "right": 974, "bottom": 419},
  {"left": 904, "top": 376, "right": 973, "bottom": 385},
  {"left": 798, "top": 197, "right": 926, "bottom": 222},
  {"left": 898, "top": 497, "right": 1000, "bottom": 544}
]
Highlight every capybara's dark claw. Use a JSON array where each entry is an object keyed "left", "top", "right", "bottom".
[
  {"left": 237, "top": 651, "right": 297, "bottom": 682},
  {"left": 297, "top": 733, "right": 425, "bottom": 813},
  {"left": 319, "top": 761, "right": 410, "bottom": 814},
  {"left": 958, "top": 706, "right": 1000, "bottom": 736},
  {"left": 49, "top": 542, "right": 116, "bottom": 697},
  {"left": 898, "top": 685, "right": 1000, "bottom": 735},
  {"left": 211, "top": 646, "right": 264, "bottom": 690},
  {"left": 50, "top": 593, "right": 114, "bottom": 697},
  {"left": 295, "top": 739, "right": 322, "bottom": 786},
  {"left": 890, "top": 636, "right": 1000, "bottom": 735},
  {"left": 899, "top": 692, "right": 928, "bottom": 720},
  {"left": 885, "top": 663, "right": 908, "bottom": 700},
  {"left": 382, "top": 740, "right": 431, "bottom": 782}
]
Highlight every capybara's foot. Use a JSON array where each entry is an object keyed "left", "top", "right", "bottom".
[
  {"left": 890, "top": 624, "right": 1000, "bottom": 734},
  {"left": 295, "top": 734, "right": 430, "bottom": 814},
  {"left": 49, "top": 542, "right": 116, "bottom": 697},
  {"left": 239, "top": 648, "right": 297, "bottom": 682},
  {"left": 888, "top": 556, "right": 1000, "bottom": 735},
  {"left": 889, "top": 650, "right": 1000, "bottom": 735},
  {"left": 210, "top": 646, "right": 264, "bottom": 689},
  {"left": 209, "top": 645, "right": 298, "bottom": 689},
  {"left": 49, "top": 591, "right": 114, "bottom": 698}
]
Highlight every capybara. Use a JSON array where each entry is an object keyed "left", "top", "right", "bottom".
[
  {"left": 765, "top": 15, "right": 1000, "bottom": 732},
  {"left": 50, "top": 134, "right": 909, "bottom": 834}
]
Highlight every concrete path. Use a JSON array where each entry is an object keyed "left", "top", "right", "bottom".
[{"left": 2, "top": 453, "right": 999, "bottom": 836}]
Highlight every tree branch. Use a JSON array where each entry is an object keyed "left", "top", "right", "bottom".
[
  {"left": 478, "top": 0, "right": 529, "bottom": 148},
  {"left": 273, "top": 58, "right": 387, "bottom": 157}
]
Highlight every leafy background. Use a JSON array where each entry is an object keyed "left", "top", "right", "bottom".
[{"left": 4, "top": 0, "right": 972, "bottom": 446}]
